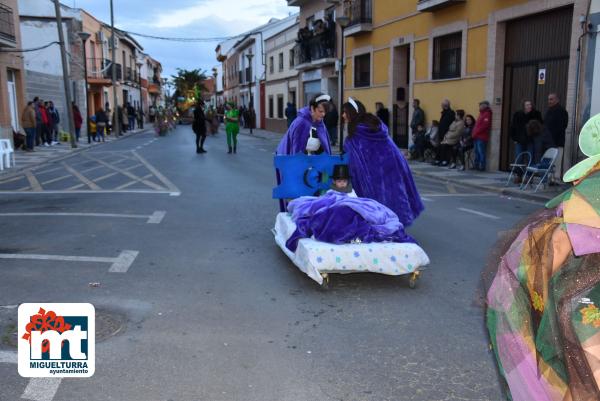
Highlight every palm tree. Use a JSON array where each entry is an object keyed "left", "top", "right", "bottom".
[{"left": 171, "top": 68, "right": 208, "bottom": 102}]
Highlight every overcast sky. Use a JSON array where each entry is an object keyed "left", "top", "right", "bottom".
[{"left": 69, "top": 0, "right": 297, "bottom": 79}]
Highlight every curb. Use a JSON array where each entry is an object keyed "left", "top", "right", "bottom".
[
  {"left": 0, "top": 129, "right": 153, "bottom": 180},
  {"left": 410, "top": 168, "right": 560, "bottom": 203}
]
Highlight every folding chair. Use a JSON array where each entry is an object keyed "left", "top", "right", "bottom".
[
  {"left": 506, "top": 151, "right": 532, "bottom": 186},
  {"left": 521, "top": 148, "right": 558, "bottom": 192},
  {"left": 0, "top": 139, "right": 15, "bottom": 170}
]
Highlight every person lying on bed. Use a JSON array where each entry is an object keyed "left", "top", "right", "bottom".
[
  {"left": 329, "top": 164, "right": 357, "bottom": 197},
  {"left": 285, "top": 180, "right": 415, "bottom": 252}
]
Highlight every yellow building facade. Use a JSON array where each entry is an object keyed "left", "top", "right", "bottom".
[{"left": 343, "top": 0, "right": 586, "bottom": 172}]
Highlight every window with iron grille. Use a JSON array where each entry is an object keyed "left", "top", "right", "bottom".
[
  {"left": 354, "top": 53, "right": 371, "bottom": 88},
  {"left": 268, "top": 96, "right": 274, "bottom": 118},
  {"left": 269, "top": 56, "right": 274, "bottom": 74},
  {"left": 278, "top": 53, "right": 284, "bottom": 72},
  {"left": 277, "top": 95, "right": 284, "bottom": 119},
  {"left": 432, "top": 32, "right": 462, "bottom": 80},
  {"left": 0, "top": 4, "right": 15, "bottom": 43},
  {"left": 289, "top": 49, "right": 295, "bottom": 68}
]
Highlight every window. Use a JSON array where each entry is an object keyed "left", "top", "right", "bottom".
[
  {"left": 278, "top": 53, "right": 284, "bottom": 72},
  {"left": 268, "top": 96, "right": 274, "bottom": 118},
  {"left": 289, "top": 49, "right": 295, "bottom": 68},
  {"left": 269, "top": 56, "right": 274, "bottom": 74},
  {"left": 432, "top": 32, "right": 462, "bottom": 80},
  {"left": 354, "top": 53, "right": 371, "bottom": 88},
  {"left": 277, "top": 95, "right": 284, "bottom": 119}
]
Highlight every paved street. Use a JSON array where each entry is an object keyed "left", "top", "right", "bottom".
[{"left": 0, "top": 125, "right": 541, "bottom": 401}]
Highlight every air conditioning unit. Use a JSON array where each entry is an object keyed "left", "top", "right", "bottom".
[{"left": 96, "top": 31, "right": 105, "bottom": 43}]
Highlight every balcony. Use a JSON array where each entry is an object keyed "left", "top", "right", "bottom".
[
  {"left": 0, "top": 3, "right": 16, "bottom": 47},
  {"left": 287, "top": 0, "right": 310, "bottom": 6},
  {"left": 125, "top": 67, "right": 133, "bottom": 82},
  {"left": 86, "top": 58, "right": 121, "bottom": 84},
  {"left": 293, "top": 30, "right": 336, "bottom": 71},
  {"left": 417, "top": 0, "right": 465, "bottom": 12},
  {"left": 345, "top": 0, "right": 373, "bottom": 37}
]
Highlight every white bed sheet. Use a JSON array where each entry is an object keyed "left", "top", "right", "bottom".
[{"left": 273, "top": 213, "right": 430, "bottom": 285}]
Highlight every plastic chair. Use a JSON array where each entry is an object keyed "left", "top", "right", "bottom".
[
  {"left": 521, "top": 148, "right": 558, "bottom": 192},
  {"left": 506, "top": 151, "right": 532, "bottom": 186},
  {"left": 0, "top": 139, "right": 15, "bottom": 170}
]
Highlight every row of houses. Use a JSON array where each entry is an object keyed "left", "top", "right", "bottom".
[
  {"left": 0, "top": 0, "right": 164, "bottom": 142},
  {"left": 215, "top": 0, "right": 600, "bottom": 174}
]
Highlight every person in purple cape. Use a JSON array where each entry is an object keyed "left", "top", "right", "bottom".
[
  {"left": 342, "top": 97, "right": 424, "bottom": 227},
  {"left": 276, "top": 94, "right": 332, "bottom": 155}
]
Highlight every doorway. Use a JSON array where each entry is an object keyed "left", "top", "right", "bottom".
[
  {"left": 500, "top": 6, "right": 573, "bottom": 169},
  {"left": 7, "top": 69, "right": 19, "bottom": 132},
  {"left": 392, "top": 45, "right": 410, "bottom": 148}
]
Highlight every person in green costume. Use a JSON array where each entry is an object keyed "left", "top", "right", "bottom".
[{"left": 225, "top": 102, "right": 240, "bottom": 154}]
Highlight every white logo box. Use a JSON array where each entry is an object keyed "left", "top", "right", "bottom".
[{"left": 18, "top": 303, "right": 95, "bottom": 378}]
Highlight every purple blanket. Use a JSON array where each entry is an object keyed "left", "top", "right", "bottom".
[
  {"left": 285, "top": 191, "right": 415, "bottom": 252},
  {"left": 344, "top": 122, "right": 424, "bottom": 226},
  {"left": 276, "top": 107, "right": 332, "bottom": 155}
]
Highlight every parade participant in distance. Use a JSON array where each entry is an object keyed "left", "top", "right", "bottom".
[
  {"left": 342, "top": 97, "right": 424, "bottom": 227},
  {"left": 276, "top": 94, "right": 332, "bottom": 155},
  {"left": 224, "top": 102, "right": 240, "bottom": 154},
  {"left": 192, "top": 100, "right": 207, "bottom": 154}
]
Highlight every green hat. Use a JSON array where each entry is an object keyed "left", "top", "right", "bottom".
[{"left": 563, "top": 113, "right": 600, "bottom": 182}]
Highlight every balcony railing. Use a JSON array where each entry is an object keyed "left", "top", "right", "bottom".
[
  {"left": 294, "top": 29, "right": 336, "bottom": 68},
  {"left": 125, "top": 67, "right": 133, "bottom": 82},
  {"left": 86, "top": 58, "right": 122, "bottom": 81},
  {"left": 0, "top": 3, "right": 16, "bottom": 46}
]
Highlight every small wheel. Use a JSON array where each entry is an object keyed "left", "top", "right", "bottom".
[
  {"left": 408, "top": 271, "right": 420, "bottom": 289},
  {"left": 321, "top": 273, "right": 330, "bottom": 289}
]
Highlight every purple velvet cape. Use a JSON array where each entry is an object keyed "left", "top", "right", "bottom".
[
  {"left": 276, "top": 107, "right": 332, "bottom": 155},
  {"left": 343, "top": 122, "right": 424, "bottom": 226},
  {"left": 285, "top": 191, "right": 415, "bottom": 252}
]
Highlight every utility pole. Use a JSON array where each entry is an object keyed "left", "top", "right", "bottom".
[
  {"left": 53, "top": 0, "right": 77, "bottom": 148},
  {"left": 110, "top": 0, "right": 121, "bottom": 136}
]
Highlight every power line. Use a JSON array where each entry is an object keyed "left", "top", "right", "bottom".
[
  {"left": 0, "top": 41, "right": 60, "bottom": 53},
  {"left": 125, "top": 30, "right": 241, "bottom": 43}
]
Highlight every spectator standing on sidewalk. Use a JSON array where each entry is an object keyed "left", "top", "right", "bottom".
[
  {"left": 94, "top": 108, "right": 108, "bottom": 142},
  {"left": 33, "top": 97, "right": 42, "bottom": 146},
  {"left": 509, "top": 100, "right": 542, "bottom": 182},
  {"left": 40, "top": 102, "right": 51, "bottom": 146},
  {"left": 104, "top": 102, "right": 112, "bottom": 136},
  {"left": 285, "top": 102, "right": 297, "bottom": 128},
  {"left": 409, "top": 99, "right": 425, "bottom": 136},
  {"left": 438, "top": 99, "right": 455, "bottom": 143},
  {"left": 137, "top": 106, "right": 144, "bottom": 130},
  {"left": 127, "top": 103, "right": 136, "bottom": 130},
  {"left": 121, "top": 105, "right": 128, "bottom": 133},
  {"left": 324, "top": 101, "right": 338, "bottom": 146},
  {"left": 538, "top": 93, "right": 568, "bottom": 178},
  {"left": 472, "top": 100, "right": 493, "bottom": 171},
  {"left": 47, "top": 101, "right": 60, "bottom": 145},
  {"left": 72, "top": 102, "right": 83, "bottom": 142},
  {"left": 376, "top": 102, "right": 390, "bottom": 128},
  {"left": 21, "top": 101, "right": 36, "bottom": 151}
]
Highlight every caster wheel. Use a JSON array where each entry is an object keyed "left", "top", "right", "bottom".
[
  {"left": 321, "top": 274, "right": 331, "bottom": 289},
  {"left": 408, "top": 271, "right": 420, "bottom": 289}
]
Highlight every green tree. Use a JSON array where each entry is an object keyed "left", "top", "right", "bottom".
[{"left": 171, "top": 68, "right": 208, "bottom": 101}]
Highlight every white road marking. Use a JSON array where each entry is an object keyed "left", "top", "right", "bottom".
[
  {"left": 21, "top": 377, "right": 62, "bottom": 401},
  {"left": 147, "top": 211, "right": 166, "bottom": 224},
  {"left": 458, "top": 207, "right": 501, "bottom": 220},
  {"left": 0, "top": 250, "right": 139, "bottom": 273},
  {"left": 0, "top": 189, "right": 177, "bottom": 195},
  {"left": 420, "top": 193, "right": 492, "bottom": 197},
  {"left": 0, "top": 211, "right": 166, "bottom": 224},
  {"left": 421, "top": 197, "right": 433, "bottom": 202},
  {"left": 131, "top": 151, "right": 180, "bottom": 193},
  {"left": 24, "top": 170, "right": 42, "bottom": 191},
  {"left": 62, "top": 162, "right": 101, "bottom": 190},
  {"left": 108, "top": 250, "right": 139, "bottom": 273},
  {"left": 0, "top": 350, "right": 17, "bottom": 363}
]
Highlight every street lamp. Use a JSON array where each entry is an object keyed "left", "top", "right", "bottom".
[
  {"left": 77, "top": 31, "right": 92, "bottom": 144},
  {"left": 212, "top": 67, "right": 218, "bottom": 108},
  {"left": 246, "top": 49, "right": 254, "bottom": 135},
  {"left": 336, "top": 1, "right": 351, "bottom": 153}
]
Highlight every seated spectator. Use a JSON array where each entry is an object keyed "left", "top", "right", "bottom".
[
  {"left": 425, "top": 120, "right": 440, "bottom": 163},
  {"left": 458, "top": 114, "right": 475, "bottom": 171},
  {"left": 438, "top": 109, "right": 465, "bottom": 168}
]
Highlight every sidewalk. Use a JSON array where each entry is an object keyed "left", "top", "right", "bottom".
[
  {"left": 408, "top": 160, "right": 567, "bottom": 203},
  {"left": 0, "top": 128, "right": 151, "bottom": 178},
  {"left": 237, "top": 125, "right": 566, "bottom": 203}
]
